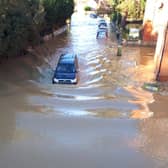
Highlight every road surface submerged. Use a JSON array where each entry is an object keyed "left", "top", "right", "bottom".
[{"left": 0, "top": 12, "right": 168, "bottom": 168}]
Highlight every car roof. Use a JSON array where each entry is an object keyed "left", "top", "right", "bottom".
[
  {"left": 59, "top": 53, "right": 77, "bottom": 64},
  {"left": 60, "top": 53, "right": 76, "bottom": 59},
  {"left": 59, "top": 59, "right": 74, "bottom": 64},
  {"left": 99, "top": 22, "right": 107, "bottom": 25}
]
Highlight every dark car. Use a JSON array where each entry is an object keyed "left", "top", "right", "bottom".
[
  {"left": 90, "top": 13, "right": 97, "bottom": 18},
  {"left": 98, "top": 22, "right": 107, "bottom": 29},
  {"left": 52, "top": 54, "right": 79, "bottom": 84}
]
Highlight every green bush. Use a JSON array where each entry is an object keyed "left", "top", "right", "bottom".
[
  {"left": 43, "top": 0, "right": 74, "bottom": 28},
  {"left": 84, "top": 6, "right": 92, "bottom": 11},
  {"left": 108, "top": 0, "right": 146, "bottom": 20},
  {"left": 0, "top": 0, "right": 74, "bottom": 58},
  {"left": 0, "top": 0, "right": 42, "bottom": 58}
]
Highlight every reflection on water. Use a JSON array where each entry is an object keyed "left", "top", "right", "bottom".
[{"left": 126, "top": 86, "right": 154, "bottom": 119}]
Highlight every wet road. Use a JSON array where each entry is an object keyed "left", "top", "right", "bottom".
[{"left": 0, "top": 12, "right": 168, "bottom": 168}]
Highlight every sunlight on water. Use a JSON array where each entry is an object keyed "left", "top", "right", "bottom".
[
  {"left": 85, "top": 76, "right": 103, "bottom": 84},
  {"left": 126, "top": 86, "right": 154, "bottom": 119},
  {"left": 57, "top": 109, "right": 95, "bottom": 117}
]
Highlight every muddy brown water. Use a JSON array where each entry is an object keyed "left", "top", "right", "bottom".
[{"left": 0, "top": 13, "right": 168, "bottom": 168}]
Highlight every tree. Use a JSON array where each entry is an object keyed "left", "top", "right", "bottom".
[
  {"left": 0, "top": 0, "right": 44, "bottom": 58},
  {"left": 0, "top": 0, "right": 75, "bottom": 59},
  {"left": 43, "top": 0, "right": 74, "bottom": 28},
  {"left": 108, "top": 0, "right": 146, "bottom": 20}
]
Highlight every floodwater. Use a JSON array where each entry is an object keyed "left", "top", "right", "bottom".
[{"left": 0, "top": 12, "right": 168, "bottom": 168}]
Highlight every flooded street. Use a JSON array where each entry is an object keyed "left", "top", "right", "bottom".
[{"left": 0, "top": 12, "right": 168, "bottom": 168}]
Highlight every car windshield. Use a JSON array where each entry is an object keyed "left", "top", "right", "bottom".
[
  {"left": 99, "top": 23, "right": 107, "bottom": 27},
  {"left": 98, "top": 31, "right": 106, "bottom": 38},
  {"left": 56, "top": 63, "right": 75, "bottom": 73}
]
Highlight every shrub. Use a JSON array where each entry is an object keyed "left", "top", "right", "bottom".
[
  {"left": 84, "top": 6, "right": 92, "bottom": 11},
  {"left": 43, "top": 0, "right": 74, "bottom": 28},
  {"left": 0, "top": 0, "right": 75, "bottom": 58},
  {"left": 0, "top": 1, "right": 42, "bottom": 58}
]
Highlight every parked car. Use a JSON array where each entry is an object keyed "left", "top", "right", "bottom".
[
  {"left": 52, "top": 53, "right": 79, "bottom": 84},
  {"left": 98, "top": 22, "right": 107, "bottom": 29},
  {"left": 96, "top": 28, "right": 108, "bottom": 39},
  {"left": 128, "top": 28, "right": 140, "bottom": 41},
  {"left": 90, "top": 13, "right": 97, "bottom": 18}
]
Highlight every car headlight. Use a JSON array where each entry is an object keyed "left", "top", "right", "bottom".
[
  {"left": 53, "top": 78, "right": 59, "bottom": 83},
  {"left": 71, "top": 78, "right": 77, "bottom": 83}
]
